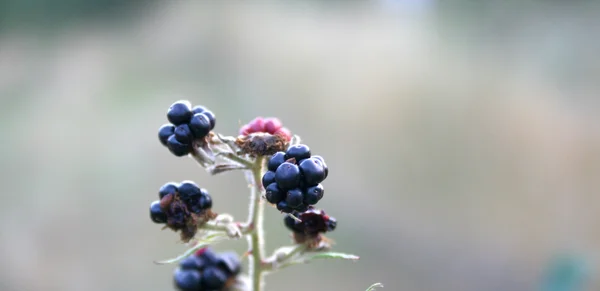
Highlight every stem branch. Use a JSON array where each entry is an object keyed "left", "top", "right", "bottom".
[{"left": 244, "top": 156, "right": 266, "bottom": 291}]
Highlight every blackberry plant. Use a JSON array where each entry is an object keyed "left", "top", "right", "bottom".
[{"left": 149, "top": 100, "right": 366, "bottom": 291}]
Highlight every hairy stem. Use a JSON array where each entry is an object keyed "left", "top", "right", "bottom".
[{"left": 244, "top": 156, "right": 266, "bottom": 291}]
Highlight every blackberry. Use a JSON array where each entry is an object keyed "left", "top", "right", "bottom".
[
  {"left": 167, "top": 135, "right": 191, "bottom": 157},
  {"left": 159, "top": 182, "right": 179, "bottom": 199},
  {"left": 178, "top": 181, "right": 202, "bottom": 201},
  {"left": 188, "top": 113, "right": 211, "bottom": 139},
  {"left": 158, "top": 124, "right": 175, "bottom": 146},
  {"left": 173, "top": 268, "right": 202, "bottom": 291},
  {"left": 265, "top": 183, "right": 284, "bottom": 204},
  {"left": 150, "top": 201, "right": 167, "bottom": 223},
  {"left": 267, "top": 152, "right": 286, "bottom": 171},
  {"left": 276, "top": 200, "right": 292, "bottom": 213},
  {"left": 261, "top": 171, "right": 276, "bottom": 188},
  {"left": 299, "top": 158, "right": 326, "bottom": 186},
  {"left": 202, "top": 267, "right": 229, "bottom": 290},
  {"left": 173, "top": 248, "right": 241, "bottom": 291},
  {"left": 275, "top": 162, "right": 301, "bottom": 189},
  {"left": 167, "top": 100, "right": 193, "bottom": 125},
  {"left": 285, "top": 144, "right": 311, "bottom": 162},
  {"left": 312, "top": 155, "right": 329, "bottom": 178},
  {"left": 174, "top": 124, "right": 194, "bottom": 144},
  {"left": 284, "top": 208, "right": 337, "bottom": 237},
  {"left": 200, "top": 110, "right": 216, "bottom": 130},
  {"left": 303, "top": 184, "right": 324, "bottom": 205},
  {"left": 285, "top": 188, "right": 304, "bottom": 208}
]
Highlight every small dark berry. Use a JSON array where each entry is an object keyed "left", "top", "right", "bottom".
[
  {"left": 196, "top": 247, "right": 219, "bottom": 264},
  {"left": 167, "top": 100, "right": 193, "bottom": 125},
  {"left": 174, "top": 124, "right": 194, "bottom": 144},
  {"left": 216, "top": 252, "right": 241, "bottom": 275},
  {"left": 191, "top": 105, "right": 207, "bottom": 115},
  {"left": 286, "top": 188, "right": 304, "bottom": 208},
  {"left": 201, "top": 110, "right": 216, "bottom": 130},
  {"left": 178, "top": 181, "right": 202, "bottom": 201},
  {"left": 173, "top": 268, "right": 202, "bottom": 291},
  {"left": 158, "top": 124, "right": 175, "bottom": 146},
  {"left": 285, "top": 144, "right": 311, "bottom": 161},
  {"left": 198, "top": 194, "right": 212, "bottom": 210},
  {"left": 277, "top": 200, "right": 293, "bottom": 213},
  {"left": 275, "top": 162, "right": 301, "bottom": 189},
  {"left": 268, "top": 152, "right": 286, "bottom": 171},
  {"left": 189, "top": 113, "right": 211, "bottom": 138},
  {"left": 179, "top": 255, "right": 205, "bottom": 270},
  {"left": 284, "top": 213, "right": 303, "bottom": 233},
  {"left": 167, "top": 135, "right": 191, "bottom": 157},
  {"left": 159, "top": 182, "right": 179, "bottom": 199},
  {"left": 261, "top": 171, "right": 276, "bottom": 188},
  {"left": 201, "top": 267, "right": 228, "bottom": 290},
  {"left": 265, "top": 183, "right": 284, "bottom": 204},
  {"left": 264, "top": 117, "right": 282, "bottom": 134},
  {"left": 326, "top": 217, "right": 337, "bottom": 231},
  {"left": 304, "top": 184, "right": 324, "bottom": 205},
  {"left": 299, "top": 158, "right": 326, "bottom": 186},
  {"left": 150, "top": 200, "right": 167, "bottom": 223},
  {"left": 312, "top": 155, "right": 329, "bottom": 178}
]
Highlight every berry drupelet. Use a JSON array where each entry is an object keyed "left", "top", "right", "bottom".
[
  {"left": 284, "top": 208, "right": 337, "bottom": 244},
  {"left": 239, "top": 117, "right": 292, "bottom": 141},
  {"left": 158, "top": 100, "right": 216, "bottom": 157},
  {"left": 150, "top": 181, "right": 216, "bottom": 241},
  {"left": 173, "top": 247, "right": 241, "bottom": 291},
  {"left": 263, "top": 144, "right": 329, "bottom": 213}
]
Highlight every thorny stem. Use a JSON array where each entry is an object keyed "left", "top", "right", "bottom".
[{"left": 243, "top": 156, "right": 266, "bottom": 291}]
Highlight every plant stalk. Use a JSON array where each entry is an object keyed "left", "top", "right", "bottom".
[{"left": 245, "top": 156, "right": 266, "bottom": 291}]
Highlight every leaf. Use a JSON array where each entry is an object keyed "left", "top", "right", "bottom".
[
  {"left": 153, "top": 232, "right": 227, "bottom": 265},
  {"left": 365, "top": 283, "right": 384, "bottom": 291},
  {"left": 303, "top": 252, "right": 360, "bottom": 261}
]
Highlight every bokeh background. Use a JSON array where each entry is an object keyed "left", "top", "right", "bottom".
[{"left": 1, "top": 1, "right": 599, "bottom": 291}]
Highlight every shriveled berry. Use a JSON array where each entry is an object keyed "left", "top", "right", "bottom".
[
  {"left": 312, "top": 155, "right": 328, "bottom": 178},
  {"left": 262, "top": 171, "right": 276, "bottom": 188},
  {"left": 189, "top": 113, "right": 211, "bottom": 138},
  {"left": 265, "top": 183, "right": 284, "bottom": 204},
  {"left": 174, "top": 124, "right": 194, "bottom": 144},
  {"left": 216, "top": 252, "right": 241, "bottom": 275},
  {"left": 173, "top": 268, "right": 202, "bottom": 291},
  {"left": 178, "top": 181, "right": 202, "bottom": 201},
  {"left": 274, "top": 127, "right": 292, "bottom": 141},
  {"left": 304, "top": 184, "right": 324, "bottom": 205},
  {"left": 275, "top": 162, "right": 301, "bottom": 189},
  {"left": 179, "top": 255, "right": 205, "bottom": 270},
  {"left": 167, "top": 135, "right": 191, "bottom": 157},
  {"left": 276, "top": 200, "right": 292, "bottom": 213},
  {"left": 159, "top": 182, "right": 179, "bottom": 199},
  {"left": 201, "top": 267, "right": 228, "bottom": 290},
  {"left": 268, "top": 152, "right": 286, "bottom": 171},
  {"left": 326, "top": 217, "right": 337, "bottom": 231},
  {"left": 150, "top": 200, "right": 167, "bottom": 223},
  {"left": 299, "top": 158, "right": 326, "bottom": 186},
  {"left": 201, "top": 110, "right": 216, "bottom": 130},
  {"left": 158, "top": 124, "right": 175, "bottom": 146},
  {"left": 285, "top": 144, "right": 311, "bottom": 161},
  {"left": 167, "top": 100, "right": 193, "bottom": 125},
  {"left": 264, "top": 118, "right": 282, "bottom": 134},
  {"left": 249, "top": 117, "right": 265, "bottom": 132},
  {"left": 286, "top": 188, "right": 304, "bottom": 208}
]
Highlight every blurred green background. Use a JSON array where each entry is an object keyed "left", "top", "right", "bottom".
[{"left": 1, "top": 1, "right": 599, "bottom": 291}]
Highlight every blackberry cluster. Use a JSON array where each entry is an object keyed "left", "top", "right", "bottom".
[
  {"left": 149, "top": 181, "right": 214, "bottom": 241},
  {"left": 174, "top": 247, "right": 241, "bottom": 291},
  {"left": 262, "top": 144, "right": 328, "bottom": 213},
  {"left": 284, "top": 208, "right": 337, "bottom": 236},
  {"left": 158, "top": 100, "right": 216, "bottom": 157},
  {"left": 239, "top": 117, "right": 291, "bottom": 141}
]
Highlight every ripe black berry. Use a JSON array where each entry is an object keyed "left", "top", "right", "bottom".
[
  {"left": 201, "top": 110, "right": 216, "bottom": 130},
  {"left": 191, "top": 105, "right": 207, "bottom": 115},
  {"left": 275, "top": 162, "right": 301, "bottom": 189},
  {"left": 150, "top": 200, "right": 167, "bottom": 223},
  {"left": 201, "top": 267, "right": 228, "bottom": 290},
  {"left": 188, "top": 113, "right": 211, "bottom": 138},
  {"left": 312, "top": 155, "right": 329, "bottom": 178},
  {"left": 285, "top": 144, "right": 311, "bottom": 161},
  {"left": 179, "top": 255, "right": 205, "bottom": 270},
  {"left": 265, "top": 183, "right": 284, "bottom": 204},
  {"left": 284, "top": 212, "right": 304, "bottom": 233},
  {"left": 167, "top": 101, "right": 193, "bottom": 125},
  {"left": 174, "top": 124, "right": 194, "bottom": 144},
  {"left": 158, "top": 124, "right": 175, "bottom": 146},
  {"left": 299, "top": 158, "right": 326, "bottom": 186},
  {"left": 167, "top": 135, "right": 191, "bottom": 157},
  {"left": 178, "top": 181, "right": 202, "bottom": 201},
  {"left": 159, "top": 182, "right": 179, "bottom": 199},
  {"left": 268, "top": 151, "right": 286, "bottom": 171},
  {"left": 198, "top": 194, "right": 212, "bottom": 209},
  {"left": 216, "top": 252, "right": 242, "bottom": 275},
  {"left": 173, "top": 268, "right": 202, "bottom": 291},
  {"left": 304, "top": 184, "right": 324, "bottom": 205},
  {"left": 285, "top": 188, "right": 304, "bottom": 208},
  {"left": 276, "top": 200, "right": 292, "bottom": 212},
  {"left": 262, "top": 171, "right": 276, "bottom": 188}
]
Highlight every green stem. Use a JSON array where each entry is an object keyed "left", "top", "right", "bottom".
[{"left": 244, "top": 156, "right": 266, "bottom": 291}]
